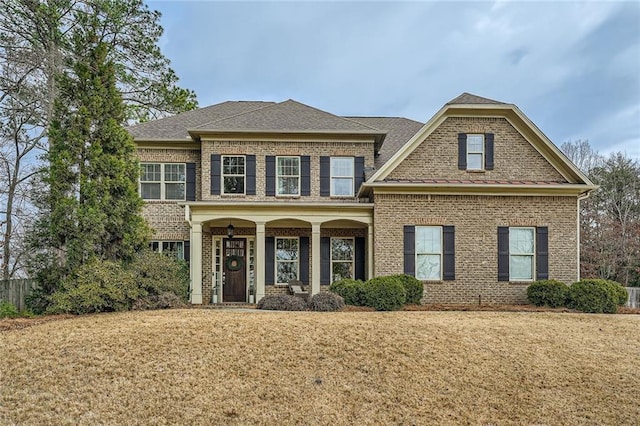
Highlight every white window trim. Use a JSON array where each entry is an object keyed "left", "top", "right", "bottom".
[
  {"left": 276, "top": 156, "right": 300, "bottom": 196},
  {"left": 151, "top": 240, "right": 185, "bottom": 260},
  {"left": 221, "top": 155, "right": 246, "bottom": 195},
  {"left": 330, "top": 157, "right": 355, "bottom": 197},
  {"left": 140, "top": 163, "right": 186, "bottom": 201},
  {"left": 509, "top": 227, "right": 536, "bottom": 282},
  {"left": 466, "top": 134, "right": 485, "bottom": 171},
  {"left": 275, "top": 237, "right": 299, "bottom": 285},
  {"left": 330, "top": 237, "right": 355, "bottom": 282},
  {"left": 415, "top": 226, "right": 443, "bottom": 281}
]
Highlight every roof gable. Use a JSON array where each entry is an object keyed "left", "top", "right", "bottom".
[{"left": 446, "top": 92, "right": 506, "bottom": 105}]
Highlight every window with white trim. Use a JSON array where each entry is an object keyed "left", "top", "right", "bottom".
[
  {"left": 509, "top": 227, "right": 535, "bottom": 281},
  {"left": 466, "top": 134, "right": 484, "bottom": 170},
  {"left": 150, "top": 241, "right": 185, "bottom": 260},
  {"left": 275, "top": 237, "right": 299, "bottom": 284},
  {"left": 331, "top": 238, "right": 354, "bottom": 282},
  {"left": 415, "top": 226, "right": 442, "bottom": 280},
  {"left": 222, "top": 155, "right": 245, "bottom": 194},
  {"left": 330, "top": 157, "right": 354, "bottom": 196},
  {"left": 276, "top": 156, "right": 300, "bottom": 196},
  {"left": 140, "top": 163, "right": 185, "bottom": 200}
]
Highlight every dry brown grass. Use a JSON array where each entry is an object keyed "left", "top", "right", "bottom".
[{"left": 1, "top": 310, "right": 639, "bottom": 425}]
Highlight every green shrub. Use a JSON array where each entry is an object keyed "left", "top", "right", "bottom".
[
  {"left": 602, "top": 280, "right": 628, "bottom": 306},
  {"left": 308, "top": 292, "right": 345, "bottom": 312},
  {"left": 129, "top": 250, "right": 189, "bottom": 302},
  {"left": 257, "top": 294, "right": 307, "bottom": 311},
  {"left": 329, "top": 279, "right": 366, "bottom": 306},
  {"left": 568, "top": 279, "right": 619, "bottom": 314},
  {"left": 48, "top": 259, "right": 141, "bottom": 315},
  {"left": 25, "top": 288, "right": 52, "bottom": 315},
  {"left": 526, "top": 280, "right": 568, "bottom": 307},
  {"left": 132, "top": 292, "right": 187, "bottom": 310},
  {"left": 0, "top": 301, "right": 20, "bottom": 318},
  {"left": 391, "top": 274, "right": 424, "bottom": 304},
  {"left": 363, "top": 276, "right": 406, "bottom": 311}
]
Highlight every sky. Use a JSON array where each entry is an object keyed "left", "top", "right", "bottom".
[{"left": 147, "top": 0, "right": 640, "bottom": 159}]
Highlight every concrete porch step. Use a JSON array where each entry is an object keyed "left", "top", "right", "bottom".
[{"left": 201, "top": 302, "right": 257, "bottom": 309}]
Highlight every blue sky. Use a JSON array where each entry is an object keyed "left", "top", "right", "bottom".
[{"left": 148, "top": 0, "right": 640, "bottom": 159}]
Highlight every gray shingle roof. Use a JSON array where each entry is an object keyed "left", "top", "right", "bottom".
[
  {"left": 346, "top": 117, "right": 424, "bottom": 169},
  {"left": 446, "top": 92, "right": 506, "bottom": 105}
]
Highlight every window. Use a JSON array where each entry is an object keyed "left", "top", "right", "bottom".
[
  {"left": 330, "top": 157, "right": 354, "bottom": 196},
  {"left": 275, "top": 237, "right": 299, "bottom": 284},
  {"left": 415, "top": 226, "right": 442, "bottom": 280},
  {"left": 150, "top": 241, "right": 185, "bottom": 260},
  {"left": 509, "top": 227, "right": 535, "bottom": 281},
  {"left": 276, "top": 156, "right": 300, "bottom": 196},
  {"left": 331, "top": 238, "right": 354, "bottom": 282},
  {"left": 466, "top": 134, "right": 484, "bottom": 170},
  {"left": 222, "top": 155, "right": 245, "bottom": 194},
  {"left": 140, "top": 163, "right": 185, "bottom": 200}
]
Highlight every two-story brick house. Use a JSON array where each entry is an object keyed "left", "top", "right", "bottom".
[{"left": 127, "top": 93, "right": 595, "bottom": 305}]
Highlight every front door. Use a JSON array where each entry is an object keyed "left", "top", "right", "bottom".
[{"left": 223, "top": 238, "right": 246, "bottom": 302}]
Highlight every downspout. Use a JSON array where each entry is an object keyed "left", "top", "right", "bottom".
[{"left": 184, "top": 205, "right": 192, "bottom": 299}]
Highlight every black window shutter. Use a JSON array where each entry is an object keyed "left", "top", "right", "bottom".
[
  {"left": 320, "top": 237, "right": 331, "bottom": 285},
  {"left": 183, "top": 240, "right": 190, "bottom": 263},
  {"left": 443, "top": 226, "right": 455, "bottom": 281},
  {"left": 485, "top": 133, "right": 494, "bottom": 170},
  {"left": 210, "top": 154, "right": 221, "bottom": 195},
  {"left": 301, "top": 156, "right": 311, "bottom": 196},
  {"left": 498, "top": 227, "right": 510, "bottom": 281},
  {"left": 355, "top": 237, "right": 365, "bottom": 280},
  {"left": 320, "top": 156, "right": 330, "bottom": 197},
  {"left": 265, "top": 237, "right": 275, "bottom": 285},
  {"left": 186, "top": 163, "right": 196, "bottom": 201},
  {"left": 458, "top": 133, "right": 467, "bottom": 170},
  {"left": 403, "top": 225, "right": 415, "bottom": 276},
  {"left": 536, "top": 227, "right": 549, "bottom": 280},
  {"left": 354, "top": 157, "right": 365, "bottom": 196},
  {"left": 299, "top": 236, "right": 309, "bottom": 285},
  {"left": 246, "top": 155, "right": 256, "bottom": 195},
  {"left": 265, "top": 156, "right": 275, "bottom": 196}
]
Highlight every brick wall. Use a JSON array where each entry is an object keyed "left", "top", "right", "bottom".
[
  {"left": 387, "top": 117, "right": 567, "bottom": 182},
  {"left": 373, "top": 193, "right": 578, "bottom": 304}
]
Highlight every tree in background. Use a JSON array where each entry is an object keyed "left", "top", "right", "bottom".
[
  {"left": 0, "top": 0, "right": 197, "bottom": 279},
  {"left": 562, "top": 141, "right": 640, "bottom": 286}
]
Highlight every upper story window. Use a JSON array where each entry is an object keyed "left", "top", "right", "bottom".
[
  {"left": 222, "top": 155, "right": 245, "bottom": 194},
  {"left": 277, "top": 156, "right": 300, "bottom": 196},
  {"left": 415, "top": 226, "right": 442, "bottom": 280},
  {"left": 466, "top": 134, "right": 484, "bottom": 170},
  {"left": 140, "top": 163, "right": 185, "bottom": 200},
  {"left": 330, "top": 157, "right": 354, "bottom": 196}
]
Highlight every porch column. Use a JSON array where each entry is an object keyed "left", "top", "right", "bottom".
[
  {"left": 367, "top": 223, "right": 374, "bottom": 279},
  {"left": 255, "top": 221, "right": 266, "bottom": 302},
  {"left": 190, "top": 222, "right": 203, "bottom": 304},
  {"left": 311, "top": 222, "right": 321, "bottom": 295}
]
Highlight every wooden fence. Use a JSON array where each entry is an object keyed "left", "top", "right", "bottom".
[
  {"left": 0, "top": 279, "right": 38, "bottom": 311},
  {"left": 625, "top": 287, "right": 639, "bottom": 309}
]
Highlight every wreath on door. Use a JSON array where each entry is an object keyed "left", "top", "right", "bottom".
[{"left": 226, "top": 255, "right": 244, "bottom": 272}]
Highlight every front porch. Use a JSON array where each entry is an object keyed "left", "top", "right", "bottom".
[{"left": 184, "top": 202, "right": 374, "bottom": 304}]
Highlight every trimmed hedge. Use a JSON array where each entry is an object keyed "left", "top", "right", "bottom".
[
  {"left": 257, "top": 294, "right": 307, "bottom": 311},
  {"left": 527, "top": 280, "right": 568, "bottom": 308},
  {"left": 391, "top": 274, "right": 424, "bottom": 304},
  {"left": 308, "top": 292, "right": 345, "bottom": 312},
  {"left": 567, "top": 279, "right": 622, "bottom": 314},
  {"left": 329, "top": 279, "right": 366, "bottom": 306},
  {"left": 363, "top": 276, "right": 406, "bottom": 311}
]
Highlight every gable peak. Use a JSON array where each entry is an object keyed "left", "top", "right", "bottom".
[{"left": 447, "top": 92, "right": 506, "bottom": 105}]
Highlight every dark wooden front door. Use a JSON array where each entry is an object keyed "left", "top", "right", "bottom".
[{"left": 223, "top": 238, "right": 246, "bottom": 302}]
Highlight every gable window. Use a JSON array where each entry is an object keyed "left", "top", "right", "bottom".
[
  {"left": 466, "top": 134, "right": 484, "bottom": 170},
  {"left": 140, "top": 163, "right": 185, "bottom": 200},
  {"left": 276, "top": 156, "right": 300, "bottom": 196},
  {"left": 509, "top": 227, "right": 535, "bottom": 281},
  {"left": 331, "top": 238, "right": 354, "bottom": 282},
  {"left": 275, "top": 237, "right": 299, "bottom": 284},
  {"left": 330, "top": 157, "right": 355, "bottom": 196},
  {"left": 415, "top": 226, "right": 442, "bottom": 280},
  {"left": 222, "top": 155, "right": 245, "bottom": 194},
  {"left": 150, "top": 241, "right": 185, "bottom": 260}
]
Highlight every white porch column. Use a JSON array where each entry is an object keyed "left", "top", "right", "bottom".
[
  {"left": 255, "top": 221, "right": 266, "bottom": 302},
  {"left": 311, "top": 222, "right": 321, "bottom": 295},
  {"left": 190, "top": 222, "right": 203, "bottom": 304},
  {"left": 368, "top": 223, "right": 374, "bottom": 279}
]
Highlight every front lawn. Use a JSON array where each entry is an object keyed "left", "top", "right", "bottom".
[{"left": 1, "top": 310, "right": 638, "bottom": 425}]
